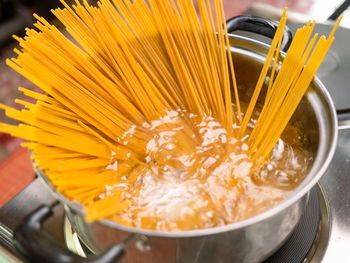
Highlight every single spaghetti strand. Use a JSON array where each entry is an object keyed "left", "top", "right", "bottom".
[{"left": 219, "top": 0, "right": 239, "bottom": 128}]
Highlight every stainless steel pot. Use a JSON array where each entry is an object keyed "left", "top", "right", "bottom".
[{"left": 13, "top": 16, "right": 338, "bottom": 263}]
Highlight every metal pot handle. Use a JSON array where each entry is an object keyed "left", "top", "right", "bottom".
[
  {"left": 337, "top": 109, "right": 350, "bottom": 129},
  {"left": 226, "top": 15, "right": 293, "bottom": 52},
  {"left": 13, "top": 204, "right": 125, "bottom": 263}
]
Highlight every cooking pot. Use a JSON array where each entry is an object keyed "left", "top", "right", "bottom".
[{"left": 12, "top": 16, "right": 338, "bottom": 263}]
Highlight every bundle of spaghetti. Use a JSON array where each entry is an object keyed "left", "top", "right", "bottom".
[
  {"left": 0, "top": 0, "right": 341, "bottom": 225},
  {"left": 0, "top": 0, "right": 242, "bottom": 220},
  {"left": 247, "top": 18, "right": 341, "bottom": 160}
]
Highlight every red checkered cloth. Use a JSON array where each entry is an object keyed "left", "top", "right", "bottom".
[{"left": 0, "top": 147, "right": 35, "bottom": 207}]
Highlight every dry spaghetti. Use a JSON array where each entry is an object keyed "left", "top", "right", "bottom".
[{"left": 0, "top": 0, "right": 341, "bottom": 230}]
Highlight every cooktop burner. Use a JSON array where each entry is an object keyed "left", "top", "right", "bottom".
[{"left": 264, "top": 187, "right": 326, "bottom": 263}]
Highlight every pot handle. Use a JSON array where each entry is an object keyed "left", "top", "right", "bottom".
[
  {"left": 13, "top": 204, "right": 125, "bottom": 263},
  {"left": 225, "top": 15, "right": 293, "bottom": 52}
]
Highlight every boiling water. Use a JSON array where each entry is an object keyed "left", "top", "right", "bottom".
[{"left": 107, "top": 110, "right": 311, "bottom": 231}]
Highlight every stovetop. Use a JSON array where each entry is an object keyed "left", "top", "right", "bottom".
[
  {"left": 319, "top": 129, "right": 350, "bottom": 262},
  {"left": 0, "top": 4, "right": 350, "bottom": 263}
]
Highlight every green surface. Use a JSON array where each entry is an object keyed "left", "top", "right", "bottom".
[{"left": 0, "top": 253, "right": 15, "bottom": 263}]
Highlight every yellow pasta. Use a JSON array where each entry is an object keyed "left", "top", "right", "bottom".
[{"left": 0, "top": 0, "right": 341, "bottom": 228}]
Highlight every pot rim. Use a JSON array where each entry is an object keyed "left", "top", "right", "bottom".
[{"left": 35, "top": 33, "right": 338, "bottom": 238}]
